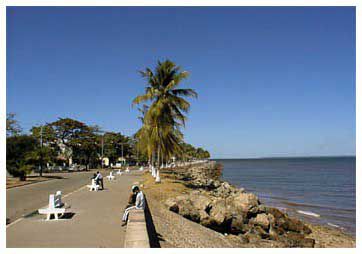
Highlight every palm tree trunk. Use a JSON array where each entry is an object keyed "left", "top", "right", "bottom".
[{"left": 156, "top": 143, "right": 161, "bottom": 183}]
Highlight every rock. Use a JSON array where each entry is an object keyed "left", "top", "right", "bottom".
[
  {"left": 251, "top": 225, "right": 269, "bottom": 239},
  {"left": 268, "top": 225, "right": 280, "bottom": 241},
  {"left": 230, "top": 214, "right": 245, "bottom": 234},
  {"left": 168, "top": 195, "right": 201, "bottom": 222},
  {"left": 213, "top": 180, "right": 222, "bottom": 188},
  {"left": 199, "top": 210, "right": 210, "bottom": 222},
  {"left": 281, "top": 232, "right": 315, "bottom": 247},
  {"left": 178, "top": 201, "right": 200, "bottom": 222},
  {"left": 245, "top": 231, "right": 262, "bottom": 242},
  {"left": 281, "top": 217, "right": 312, "bottom": 234},
  {"left": 210, "top": 207, "right": 227, "bottom": 225},
  {"left": 203, "top": 199, "right": 233, "bottom": 232},
  {"left": 165, "top": 198, "right": 179, "bottom": 213},
  {"left": 228, "top": 192, "right": 260, "bottom": 213},
  {"left": 265, "top": 207, "right": 285, "bottom": 220},
  {"left": 267, "top": 213, "right": 276, "bottom": 227},
  {"left": 191, "top": 194, "right": 212, "bottom": 212},
  {"left": 254, "top": 213, "right": 270, "bottom": 230}
]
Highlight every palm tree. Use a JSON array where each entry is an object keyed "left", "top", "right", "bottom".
[{"left": 133, "top": 60, "right": 197, "bottom": 182}]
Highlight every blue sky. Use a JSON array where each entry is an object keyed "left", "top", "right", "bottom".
[{"left": 7, "top": 7, "right": 355, "bottom": 158}]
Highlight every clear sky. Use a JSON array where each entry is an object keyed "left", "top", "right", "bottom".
[{"left": 7, "top": 7, "right": 356, "bottom": 158}]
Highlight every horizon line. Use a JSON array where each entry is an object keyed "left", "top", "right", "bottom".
[{"left": 211, "top": 155, "right": 356, "bottom": 160}]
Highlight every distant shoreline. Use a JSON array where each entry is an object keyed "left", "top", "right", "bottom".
[{"left": 212, "top": 155, "right": 356, "bottom": 160}]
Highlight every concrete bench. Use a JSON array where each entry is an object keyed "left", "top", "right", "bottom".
[
  {"left": 38, "top": 191, "right": 68, "bottom": 220},
  {"left": 124, "top": 209, "right": 150, "bottom": 248},
  {"left": 87, "top": 179, "right": 100, "bottom": 191},
  {"left": 106, "top": 171, "right": 115, "bottom": 181}
]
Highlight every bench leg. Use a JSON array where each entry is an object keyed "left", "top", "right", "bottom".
[
  {"left": 46, "top": 213, "right": 51, "bottom": 221},
  {"left": 54, "top": 213, "right": 59, "bottom": 220}
]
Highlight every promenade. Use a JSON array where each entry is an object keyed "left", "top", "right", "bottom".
[{"left": 7, "top": 170, "right": 142, "bottom": 247}]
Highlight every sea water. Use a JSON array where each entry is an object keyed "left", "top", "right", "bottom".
[{"left": 216, "top": 157, "right": 355, "bottom": 235}]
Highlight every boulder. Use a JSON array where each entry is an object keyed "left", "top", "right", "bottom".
[
  {"left": 268, "top": 225, "right": 280, "bottom": 241},
  {"left": 204, "top": 199, "right": 233, "bottom": 232},
  {"left": 254, "top": 213, "right": 270, "bottom": 230},
  {"left": 281, "top": 232, "right": 315, "bottom": 248},
  {"left": 191, "top": 193, "right": 212, "bottom": 212},
  {"left": 165, "top": 198, "right": 179, "bottom": 213},
  {"left": 178, "top": 200, "right": 200, "bottom": 222},
  {"left": 245, "top": 231, "right": 262, "bottom": 242},
  {"left": 281, "top": 217, "right": 312, "bottom": 234},
  {"left": 228, "top": 192, "right": 260, "bottom": 213},
  {"left": 230, "top": 214, "right": 247, "bottom": 234},
  {"left": 166, "top": 195, "right": 202, "bottom": 222},
  {"left": 265, "top": 207, "right": 285, "bottom": 220}
]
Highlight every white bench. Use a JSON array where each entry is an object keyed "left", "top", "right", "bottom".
[
  {"left": 116, "top": 169, "right": 123, "bottom": 175},
  {"left": 87, "top": 179, "right": 100, "bottom": 191},
  {"left": 106, "top": 171, "right": 115, "bottom": 181},
  {"left": 38, "top": 192, "right": 67, "bottom": 220},
  {"left": 125, "top": 167, "right": 130, "bottom": 173}
]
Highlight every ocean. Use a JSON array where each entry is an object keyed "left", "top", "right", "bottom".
[{"left": 215, "top": 157, "right": 356, "bottom": 235}]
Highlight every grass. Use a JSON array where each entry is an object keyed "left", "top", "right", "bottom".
[{"left": 141, "top": 171, "right": 191, "bottom": 202}]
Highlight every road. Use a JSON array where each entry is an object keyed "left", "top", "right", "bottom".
[
  {"left": 7, "top": 170, "right": 103, "bottom": 223},
  {"left": 7, "top": 170, "right": 142, "bottom": 247}
]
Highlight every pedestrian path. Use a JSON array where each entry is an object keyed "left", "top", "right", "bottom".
[{"left": 7, "top": 171, "right": 142, "bottom": 247}]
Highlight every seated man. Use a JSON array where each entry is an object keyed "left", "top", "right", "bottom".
[
  {"left": 121, "top": 185, "right": 145, "bottom": 226},
  {"left": 125, "top": 185, "right": 137, "bottom": 209}
]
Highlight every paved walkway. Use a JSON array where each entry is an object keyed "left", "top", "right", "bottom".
[
  {"left": 7, "top": 170, "right": 97, "bottom": 223},
  {"left": 7, "top": 171, "right": 142, "bottom": 247}
]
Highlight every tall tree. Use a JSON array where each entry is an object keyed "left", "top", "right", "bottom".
[
  {"left": 6, "top": 113, "right": 22, "bottom": 136},
  {"left": 133, "top": 60, "right": 197, "bottom": 182},
  {"left": 72, "top": 126, "right": 100, "bottom": 170},
  {"left": 47, "top": 118, "right": 89, "bottom": 165}
]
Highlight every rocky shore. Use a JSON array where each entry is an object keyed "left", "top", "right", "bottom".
[{"left": 142, "top": 161, "right": 355, "bottom": 248}]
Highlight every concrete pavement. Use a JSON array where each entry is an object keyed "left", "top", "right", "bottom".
[
  {"left": 7, "top": 170, "right": 98, "bottom": 223},
  {"left": 7, "top": 170, "right": 142, "bottom": 247}
]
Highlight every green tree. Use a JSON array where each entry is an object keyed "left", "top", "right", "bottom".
[
  {"left": 25, "top": 146, "right": 56, "bottom": 176},
  {"left": 102, "top": 132, "right": 132, "bottom": 165},
  {"left": 46, "top": 118, "right": 89, "bottom": 165},
  {"left": 133, "top": 60, "right": 197, "bottom": 182},
  {"left": 72, "top": 125, "right": 101, "bottom": 170},
  {"left": 6, "top": 113, "right": 22, "bottom": 136},
  {"left": 6, "top": 135, "right": 37, "bottom": 180}
]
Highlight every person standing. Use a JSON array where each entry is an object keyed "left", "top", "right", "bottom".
[{"left": 95, "top": 171, "right": 104, "bottom": 190}]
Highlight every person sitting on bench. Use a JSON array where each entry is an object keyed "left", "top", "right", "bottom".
[
  {"left": 121, "top": 185, "right": 145, "bottom": 226},
  {"left": 125, "top": 185, "right": 137, "bottom": 209}
]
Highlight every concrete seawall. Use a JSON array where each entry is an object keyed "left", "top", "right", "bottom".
[{"left": 124, "top": 209, "right": 150, "bottom": 248}]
